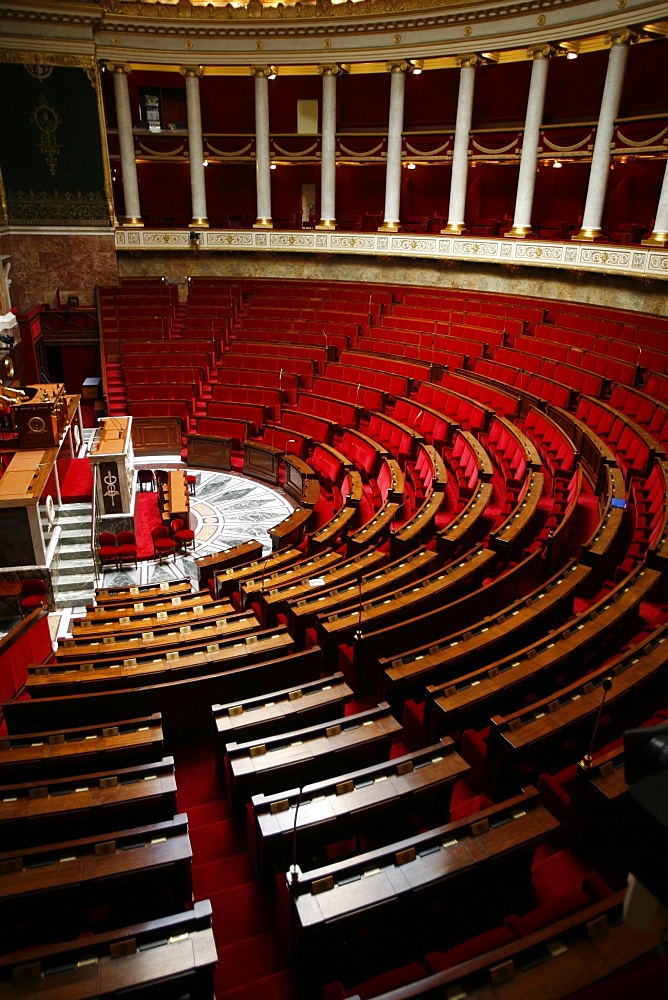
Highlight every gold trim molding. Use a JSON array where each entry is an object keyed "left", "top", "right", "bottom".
[{"left": 0, "top": 49, "right": 96, "bottom": 69}]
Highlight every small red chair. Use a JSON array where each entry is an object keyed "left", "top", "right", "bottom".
[
  {"left": 171, "top": 517, "right": 195, "bottom": 553},
  {"left": 20, "top": 578, "right": 47, "bottom": 615},
  {"left": 97, "top": 530, "right": 118, "bottom": 570},
  {"left": 187, "top": 474, "right": 197, "bottom": 496},
  {"left": 151, "top": 525, "right": 176, "bottom": 563},
  {"left": 116, "top": 530, "right": 138, "bottom": 570}
]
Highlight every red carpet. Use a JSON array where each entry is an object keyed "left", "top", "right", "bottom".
[
  {"left": 134, "top": 491, "right": 164, "bottom": 560},
  {"left": 61, "top": 458, "right": 93, "bottom": 503}
]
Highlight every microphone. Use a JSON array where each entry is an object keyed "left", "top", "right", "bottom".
[
  {"left": 354, "top": 570, "right": 364, "bottom": 642},
  {"left": 290, "top": 785, "right": 304, "bottom": 883},
  {"left": 580, "top": 676, "right": 613, "bottom": 768}
]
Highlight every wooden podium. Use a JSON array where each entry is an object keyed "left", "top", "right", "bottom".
[
  {"left": 13, "top": 383, "right": 68, "bottom": 449},
  {"left": 89, "top": 417, "right": 134, "bottom": 516}
]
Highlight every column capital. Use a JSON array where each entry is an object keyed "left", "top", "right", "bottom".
[
  {"left": 455, "top": 54, "right": 483, "bottom": 69},
  {"left": 317, "top": 64, "right": 349, "bottom": 77},
  {"left": 106, "top": 62, "right": 131, "bottom": 75},
  {"left": 385, "top": 60, "right": 412, "bottom": 74},
  {"left": 179, "top": 65, "right": 204, "bottom": 78},
  {"left": 525, "top": 44, "right": 556, "bottom": 60},
  {"left": 605, "top": 27, "right": 639, "bottom": 47},
  {"left": 250, "top": 65, "right": 277, "bottom": 79}
]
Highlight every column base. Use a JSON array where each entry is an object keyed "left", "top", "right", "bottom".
[
  {"left": 642, "top": 231, "right": 668, "bottom": 247},
  {"left": 378, "top": 221, "right": 401, "bottom": 233},
  {"left": 440, "top": 222, "right": 467, "bottom": 235},
  {"left": 189, "top": 219, "right": 209, "bottom": 229},
  {"left": 122, "top": 218, "right": 144, "bottom": 228},
  {"left": 315, "top": 219, "right": 337, "bottom": 231},
  {"left": 571, "top": 228, "right": 604, "bottom": 242},
  {"left": 504, "top": 225, "right": 534, "bottom": 239},
  {"left": 253, "top": 218, "right": 274, "bottom": 229}
]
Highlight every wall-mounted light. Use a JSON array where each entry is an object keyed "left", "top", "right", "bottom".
[
  {"left": 203, "top": 159, "right": 209, "bottom": 167},
  {"left": 409, "top": 60, "right": 423, "bottom": 75},
  {"left": 406, "top": 162, "right": 417, "bottom": 170},
  {"left": 267, "top": 66, "right": 277, "bottom": 80},
  {"left": 567, "top": 50, "right": 578, "bottom": 60},
  {"left": 270, "top": 162, "right": 277, "bottom": 170},
  {"left": 553, "top": 160, "right": 562, "bottom": 168}
]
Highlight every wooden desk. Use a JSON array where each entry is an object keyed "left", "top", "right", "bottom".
[
  {"left": 286, "top": 547, "right": 437, "bottom": 645},
  {"left": 187, "top": 432, "right": 232, "bottom": 472},
  {"left": 347, "top": 501, "right": 400, "bottom": 554},
  {"left": 70, "top": 597, "right": 232, "bottom": 639},
  {"left": 6, "top": 647, "right": 324, "bottom": 746},
  {"left": 0, "top": 814, "right": 192, "bottom": 953},
  {"left": 214, "top": 546, "right": 302, "bottom": 599},
  {"left": 437, "top": 481, "right": 493, "bottom": 558},
  {"left": 243, "top": 440, "right": 282, "bottom": 484},
  {"left": 308, "top": 504, "right": 358, "bottom": 552},
  {"left": 54, "top": 605, "right": 245, "bottom": 662},
  {"left": 30, "top": 625, "right": 293, "bottom": 696},
  {"left": 283, "top": 455, "right": 320, "bottom": 508},
  {"left": 94, "top": 579, "right": 193, "bottom": 607},
  {"left": 269, "top": 506, "right": 312, "bottom": 550},
  {"left": 225, "top": 703, "right": 401, "bottom": 820},
  {"left": 282, "top": 788, "right": 558, "bottom": 986},
  {"left": 258, "top": 548, "right": 384, "bottom": 627},
  {"left": 163, "top": 469, "right": 189, "bottom": 521},
  {"left": 240, "top": 549, "right": 342, "bottom": 616},
  {"left": 249, "top": 737, "right": 468, "bottom": 884},
  {"left": 316, "top": 547, "right": 497, "bottom": 677},
  {"left": 425, "top": 565, "right": 660, "bottom": 742},
  {"left": 81, "top": 590, "right": 213, "bottom": 626},
  {"left": 213, "top": 672, "right": 352, "bottom": 773},
  {"left": 0, "top": 714, "right": 164, "bottom": 782},
  {"left": 351, "top": 890, "right": 665, "bottom": 1000},
  {"left": 484, "top": 615, "right": 668, "bottom": 796},
  {"left": 489, "top": 471, "right": 545, "bottom": 553},
  {"left": 0, "top": 756, "right": 177, "bottom": 849},
  {"left": 0, "top": 900, "right": 217, "bottom": 999},
  {"left": 383, "top": 560, "right": 590, "bottom": 710},
  {"left": 195, "top": 539, "right": 264, "bottom": 591}
]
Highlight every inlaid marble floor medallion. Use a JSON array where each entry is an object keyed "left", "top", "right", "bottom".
[{"left": 100, "top": 465, "right": 296, "bottom": 592}]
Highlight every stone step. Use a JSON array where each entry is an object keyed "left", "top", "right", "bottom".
[
  {"left": 55, "top": 558, "right": 96, "bottom": 576},
  {"left": 55, "top": 573, "right": 97, "bottom": 594}
]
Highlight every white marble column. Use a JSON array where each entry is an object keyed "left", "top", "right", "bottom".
[
  {"left": 506, "top": 46, "right": 554, "bottom": 238},
  {"left": 443, "top": 55, "right": 480, "bottom": 235},
  {"left": 643, "top": 159, "right": 668, "bottom": 247},
  {"left": 252, "top": 67, "right": 273, "bottom": 229},
  {"left": 181, "top": 66, "right": 209, "bottom": 228},
  {"left": 109, "top": 63, "right": 142, "bottom": 227},
  {"left": 317, "top": 65, "right": 344, "bottom": 231},
  {"left": 573, "top": 30, "right": 636, "bottom": 241},
  {"left": 380, "top": 62, "right": 409, "bottom": 233}
]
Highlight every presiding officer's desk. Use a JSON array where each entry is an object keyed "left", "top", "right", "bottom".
[
  {"left": 281, "top": 787, "right": 559, "bottom": 987},
  {"left": 224, "top": 703, "right": 402, "bottom": 820},
  {"left": 213, "top": 672, "right": 353, "bottom": 776},
  {"left": 0, "top": 713, "right": 164, "bottom": 781},
  {"left": 0, "top": 898, "right": 217, "bottom": 1000},
  {"left": 248, "top": 736, "right": 469, "bottom": 884},
  {"left": 0, "top": 814, "right": 193, "bottom": 954}
]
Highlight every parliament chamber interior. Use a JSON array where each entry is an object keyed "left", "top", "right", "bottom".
[{"left": 0, "top": 0, "right": 668, "bottom": 998}]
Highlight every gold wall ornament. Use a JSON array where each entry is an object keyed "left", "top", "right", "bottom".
[
  {"left": 31, "top": 94, "right": 63, "bottom": 177},
  {"left": 24, "top": 62, "right": 53, "bottom": 82}
]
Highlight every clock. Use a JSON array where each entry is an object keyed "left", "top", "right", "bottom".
[{"left": 28, "top": 415, "right": 46, "bottom": 434}]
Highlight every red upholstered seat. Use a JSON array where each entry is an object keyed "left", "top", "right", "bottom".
[
  {"left": 151, "top": 524, "right": 176, "bottom": 563},
  {"left": 425, "top": 925, "right": 517, "bottom": 974},
  {"left": 20, "top": 578, "right": 47, "bottom": 615},
  {"left": 171, "top": 517, "right": 195, "bottom": 553},
  {"left": 115, "top": 530, "right": 138, "bottom": 569},
  {"left": 97, "top": 531, "right": 118, "bottom": 569}
]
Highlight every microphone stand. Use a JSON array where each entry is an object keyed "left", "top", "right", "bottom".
[{"left": 579, "top": 676, "right": 613, "bottom": 768}]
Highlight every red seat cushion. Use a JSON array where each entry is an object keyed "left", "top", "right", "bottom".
[{"left": 425, "top": 925, "right": 516, "bottom": 973}]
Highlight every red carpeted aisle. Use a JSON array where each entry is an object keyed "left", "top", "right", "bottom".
[
  {"left": 60, "top": 459, "right": 93, "bottom": 503},
  {"left": 134, "top": 491, "right": 165, "bottom": 561},
  {"left": 174, "top": 743, "right": 299, "bottom": 1000}
]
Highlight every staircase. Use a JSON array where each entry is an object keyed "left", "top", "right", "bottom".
[
  {"left": 105, "top": 361, "right": 128, "bottom": 416},
  {"left": 43, "top": 503, "right": 97, "bottom": 610}
]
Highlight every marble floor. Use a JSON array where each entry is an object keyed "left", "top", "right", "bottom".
[{"left": 8, "top": 459, "right": 296, "bottom": 646}]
